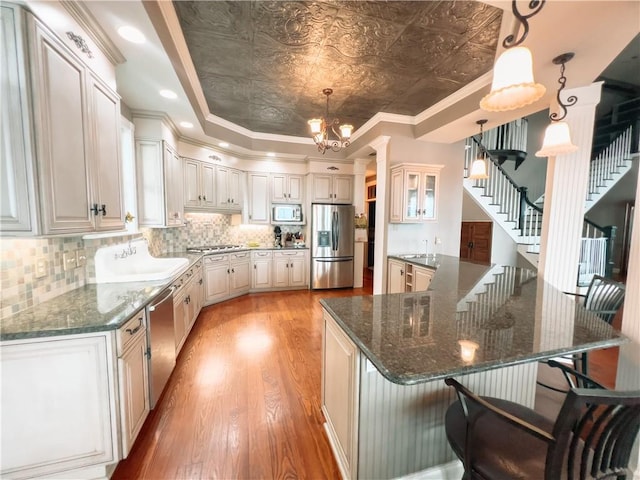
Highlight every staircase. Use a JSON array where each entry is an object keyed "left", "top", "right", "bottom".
[{"left": 463, "top": 120, "right": 636, "bottom": 285}]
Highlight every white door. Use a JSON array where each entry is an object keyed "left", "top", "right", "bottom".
[
  {"left": 387, "top": 259, "right": 405, "bottom": 293},
  {"left": 89, "top": 75, "right": 124, "bottom": 231},
  {"left": 248, "top": 173, "right": 270, "bottom": 223},
  {"left": 183, "top": 159, "right": 201, "bottom": 208},
  {"left": 252, "top": 258, "right": 272, "bottom": 289},
  {"left": 287, "top": 175, "right": 304, "bottom": 203},
  {"left": 288, "top": 254, "right": 307, "bottom": 287},
  {"left": 271, "top": 174, "right": 287, "bottom": 202},
  {"left": 333, "top": 175, "right": 353, "bottom": 204},
  {"left": 32, "top": 22, "right": 93, "bottom": 234},
  {"left": 204, "top": 261, "right": 229, "bottom": 304},
  {"left": 201, "top": 163, "right": 215, "bottom": 208},
  {"left": 312, "top": 174, "right": 333, "bottom": 203}
]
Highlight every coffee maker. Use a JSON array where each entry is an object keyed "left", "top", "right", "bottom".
[{"left": 274, "top": 226, "right": 282, "bottom": 248}]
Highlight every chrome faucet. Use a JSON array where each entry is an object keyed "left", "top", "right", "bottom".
[{"left": 424, "top": 239, "right": 429, "bottom": 256}]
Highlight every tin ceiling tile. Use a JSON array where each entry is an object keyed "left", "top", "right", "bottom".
[{"left": 172, "top": 0, "right": 503, "bottom": 137}]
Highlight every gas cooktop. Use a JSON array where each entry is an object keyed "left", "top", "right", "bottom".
[{"left": 186, "top": 245, "right": 244, "bottom": 253}]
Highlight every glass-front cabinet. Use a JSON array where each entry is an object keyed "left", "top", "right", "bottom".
[{"left": 390, "top": 164, "right": 442, "bottom": 223}]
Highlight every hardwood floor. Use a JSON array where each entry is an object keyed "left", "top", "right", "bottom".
[
  {"left": 113, "top": 269, "right": 617, "bottom": 479},
  {"left": 113, "top": 284, "right": 370, "bottom": 480}
]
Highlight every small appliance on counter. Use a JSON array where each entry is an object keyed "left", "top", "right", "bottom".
[{"left": 274, "top": 226, "right": 282, "bottom": 248}]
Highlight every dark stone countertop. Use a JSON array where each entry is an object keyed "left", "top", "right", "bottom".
[
  {"left": 1, "top": 253, "right": 203, "bottom": 342},
  {"left": 320, "top": 255, "right": 627, "bottom": 386}
]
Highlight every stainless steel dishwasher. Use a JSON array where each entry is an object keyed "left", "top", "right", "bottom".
[{"left": 146, "top": 287, "right": 175, "bottom": 409}]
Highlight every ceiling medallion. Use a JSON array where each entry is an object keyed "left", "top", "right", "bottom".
[{"left": 308, "top": 88, "right": 353, "bottom": 154}]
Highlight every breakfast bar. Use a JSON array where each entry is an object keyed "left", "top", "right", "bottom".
[{"left": 319, "top": 255, "right": 626, "bottom": 479}]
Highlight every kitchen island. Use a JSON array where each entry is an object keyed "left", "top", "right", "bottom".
[{"left": 319, "top": 255, "right": 626, "bottom": 479}]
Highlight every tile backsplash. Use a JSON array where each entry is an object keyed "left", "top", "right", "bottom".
[{"left": 0, "top": 213, "right": 307, "bottom": 318}]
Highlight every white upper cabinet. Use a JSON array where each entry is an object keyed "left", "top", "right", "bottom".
[
  {"left": 1, "top": 5, "right": 124, "bottom": 235},
  {"left": 88, "top": 74, "right": 124, "bottom": 231},
  {"left": 272, "top": 173, "right": 304, "bottom": 203},
  {"left": 216, "top": 166, "right": 242, "bottom": 212},
  {"left": 136, "top": 140, "right": 183, "bottom": 227},
  {"left": 184, "top": 159, "right": 215, "bottom": 210},
  {"left": 311, "top": 174, "right": 353, "bottom": 204},
  {"left": 389, "top": 164, "right": 442, "bottom": 223},
  {"left": 247, "top": 172, "right": 270, "bottom": 224},
  {"left": 1, "top": 5, "right": 35, "bottom": 233}
]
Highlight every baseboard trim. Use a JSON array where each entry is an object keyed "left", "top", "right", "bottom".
[{"left": 395, "top": 460, "right": 464, "bottom": 480}]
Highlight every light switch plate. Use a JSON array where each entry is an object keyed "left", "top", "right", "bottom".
[
  {"left": 75, "top": 249, "right": 87, "bottom": 267},
  {"left": 35, "top": 258, "right": 47, "bottom": 278},
  {"left": 63, "top": 252, "right": 76, "bottom": 271}
]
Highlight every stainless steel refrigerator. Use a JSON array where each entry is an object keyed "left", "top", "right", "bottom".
[{"left": 311, "top": 203, "right": 355, "bottom": 289}]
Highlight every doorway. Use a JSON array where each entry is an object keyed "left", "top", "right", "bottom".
[
  {"left": 460, "top": 222, "right": 492, "bottom": 264},
  {"left": 367, "top": 200, "right": 376, "bottom": 267}
]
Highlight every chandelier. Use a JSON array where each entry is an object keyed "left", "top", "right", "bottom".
[
  {"left": 308, "top": 88, "right": 353, "bottom": 154},
  {"left": 480, "top": 0, "right": 546, "bottom": 112}
]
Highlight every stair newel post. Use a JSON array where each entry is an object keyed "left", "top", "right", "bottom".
[
  {"left": 603, "top": 225, "right": 617, "bottom": 278},
  {"left": 518, "top": 186, "right": 528, "bottom": 234}
]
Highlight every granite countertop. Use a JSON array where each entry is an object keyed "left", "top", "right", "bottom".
[
  {"left": 1, "top": 253, "right": 203, "bottom": 342},
  {"left": 320, "top": 255, "right": 627, "bottom": 386}
]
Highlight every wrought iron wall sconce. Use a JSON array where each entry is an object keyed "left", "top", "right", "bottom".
[
  {"left": 536, "top": 52, "right": 579, "bottom": 157},
  {"left": 480, "top": 0, "right": 546, "bottom": 112}
]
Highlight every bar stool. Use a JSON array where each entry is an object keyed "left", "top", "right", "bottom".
[{"left": 444, "top": 372, "right": 640, "bottom": 479}]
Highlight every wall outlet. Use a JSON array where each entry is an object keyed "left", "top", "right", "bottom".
[
  {"left": 35, "top": 258, "right": 48, "bottom": 278},
  {"left": 435, "top": 237, "right": 442, "bottom": 245},
  {"left": 75, "top": 249, "right": 87, "bottom": 268},
  {"left": 63, "top": 252, "right": 77, "bottom": 271}
]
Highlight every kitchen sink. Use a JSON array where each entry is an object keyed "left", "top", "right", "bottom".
[
  {"left": 95, "top": 239, "right": 188, "bottom": 283},
  {"left": 399, "top": 254, "right": 429, "bottom": 259}
]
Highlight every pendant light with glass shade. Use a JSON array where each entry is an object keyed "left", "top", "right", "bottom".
[
  {"left": 535, "top": 52, "right": 579, "bottom": 158},
  {"left": 480, "top": 0, "right": 546, "bottom": 112},
  {"left": 469, "top": 119, "right": 490, "bottom": 180}
]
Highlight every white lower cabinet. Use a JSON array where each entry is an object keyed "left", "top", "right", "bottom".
[
  {"left": 387, "top": 258, "right": 434, "bottom": 293},
  {"left": 116, "top": 310, "right": 149, "bottom": 459},
  {"left": 251, "top": 250, "right": 273, "bottom": 289},
  {"left": 387, "top": 258, "right": 406, "bottom": 293},
  {"left": 174, "top": 262, "right": 204, "bottom": 354},
  {"left": 322, "top": 310, "right": 360, "bottom": 480},
  {"left": 204, "top": 253, "right": 250, "bottom": 305},
  {"left": 0, "top": 333, "right": 119, "bottom": 479},
  {"left": 273, "top": 250, "right": 308, "bottom": 288},
  {"left": 230, "top": 252, "right": 251, "bottom": 296}
]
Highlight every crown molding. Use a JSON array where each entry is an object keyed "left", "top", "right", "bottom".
[{"left": 61, "top": 1, "right": 126, "bottom": 65}]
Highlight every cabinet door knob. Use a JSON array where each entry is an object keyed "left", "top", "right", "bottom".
[
  {"left": 90, "top": 204, "right": 99, "bottom": 215},
  {"left": 198, "top": 195, "right": 202, "bottom": 200},
  {"left": 203, "top": 195, "right": 206, "bottom": 201}
]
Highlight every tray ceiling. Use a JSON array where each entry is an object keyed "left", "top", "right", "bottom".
[{"left": 173, "top": 1, "right": 503, "bottom": 138}]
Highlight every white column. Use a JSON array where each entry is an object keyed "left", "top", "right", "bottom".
[
  {"left": 537, "top": 82, "right": 602, "bottom": 292},
  {"left": 616, "top": 163, "right": 640, "bottom": 477},
  {"left": 370, "top": 136, "right": 390, "bottom": 295},
  {"left": 353, "top": 158, "right": 368, "bottom": 288}
]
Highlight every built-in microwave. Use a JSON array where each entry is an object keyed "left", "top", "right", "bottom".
[{"left": 273, "top": 204, "right": 303, "bottom": 223}]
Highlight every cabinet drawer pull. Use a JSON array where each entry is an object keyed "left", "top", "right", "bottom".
[{"left": 126, "top": 318, "right": 143, "bottom": 335}]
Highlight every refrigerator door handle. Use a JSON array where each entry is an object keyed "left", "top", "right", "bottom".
[
  {"left": 315, "top": 258, "right": 353, "bottom": 263},
  {"left": 331, "top": 210, "right": 340, "bottom": 252}
]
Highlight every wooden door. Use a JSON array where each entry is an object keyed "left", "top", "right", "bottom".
[{"left": 460, "top": 222, "right": 492, "bottom": 264}]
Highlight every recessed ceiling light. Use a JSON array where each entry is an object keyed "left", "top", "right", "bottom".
[
  {"left": 219, "top": 142, "right": 229, "bottom": 148},
  {"left": 117, "top": 25, "right": 146, "bottom": 44},
  {"left": 159, "top": 89, "right": 177, "bottom": 99},
  {"left": 267, "top": 152, "right": 276, "bottom": 157},
  {"left": 180, "top": 121, "right": 193, "bottom": 128}
]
